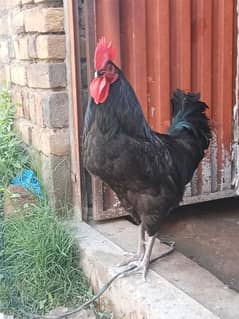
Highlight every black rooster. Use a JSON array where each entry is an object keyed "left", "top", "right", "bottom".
[{"left": 83, "top": 38, "right": 211, "bottom": 279}]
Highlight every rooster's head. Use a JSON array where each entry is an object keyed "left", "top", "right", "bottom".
[{"left": 90, "top": 37, "right": 119, "bottom": 104}]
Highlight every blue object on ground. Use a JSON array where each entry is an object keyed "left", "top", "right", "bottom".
[{"left": 11, "top": 169, "right": 43, "bottom": 199}]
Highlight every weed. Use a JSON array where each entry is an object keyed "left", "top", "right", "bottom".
[
  {"left": 0, "top": 90, "right": 112, "bottom": 318},
  {"left": 0, "top": 90, "right": 29, "bottom": 213},
  {"left": 0, "top": 205, "right": 92, "bottom": 318}
]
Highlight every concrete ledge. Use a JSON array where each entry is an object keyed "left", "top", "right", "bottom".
[{"left": 70, "top": 222, "right": 225, "bottom": 319}]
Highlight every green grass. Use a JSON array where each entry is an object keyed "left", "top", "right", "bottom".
[
  {"left": 0, "top": 90, "right": 112, "bottom": 318},
  {"left": 0, "top": 205, "right": 92, "bottom": 318}
]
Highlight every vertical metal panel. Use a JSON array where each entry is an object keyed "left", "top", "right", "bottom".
[
  {"left": 83, "top": 0, "right": 238, "bottom": 220},
  {"left": 120, "top": 0, "right": 148, "bottom": 118},
  {"left": 212, "top": 0, "right": 234, "bottom": 192},
  {"left": 95, "top": 0, "right": 121, "bottom": 66},
  {"left": 170, "top": 0, "right": 192, "bottom": 92},
  {"left": 191, "top": 0, "right": 213, "bottom": 195},
  {"left": 191, "top": 0, "right": 213, "bottom": 117},
  {"left": 146, "top": 0, "right": 171, "bottom": 132}
]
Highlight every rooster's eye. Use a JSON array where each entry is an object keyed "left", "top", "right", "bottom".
[
  {"left": 106, "top": 63, "right": 115, "bottom": 73},
  {"left": 97, "top": 70, "right": 105, "bottom": 76}
]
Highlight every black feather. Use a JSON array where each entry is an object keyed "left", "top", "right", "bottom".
[
  {"left": 83, "top": 66, "right": 211, "bottom": 236},
  {"left": 169, "top": 89, "right": 211, "bottom": 150}
]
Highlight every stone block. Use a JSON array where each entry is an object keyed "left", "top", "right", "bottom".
[
  {"left": 14, "top": 36, "right": 29, "bottom": 60},
  {"left": 43, "top": 91, "right": 69, "bottom": 128},
  {"left": 27, "top": 63, "right": 66, "bottom": 88},
  {"left": 28, "top": 90, "right": 44, "bottom": 126},
  {"left": 28, "top": 34, "right": 37, "bottom": 58},
  {"left": 0, "top": 64, "right": 6, "bottom": 85},
  {"left": 15, "top": 118, "right": 32, "bottom": 145},
  {"left": 0, "top": 14, "right": 9, "bottom": 35},
  {"left": 12, "top": 85, "right": 24, "bottom": 117},
  {"left": 22, "top": 0, "right": 33, "bottom": 4},
  {"left": 0, "top": 64, "right": 11, "bottom": 88},
  {"left": 0, "top": 39, "right": 10, "bottom": 63},
  {"left": 39, "top": 152, "right": 72, "bottom": 210},
  {"left": 36, "top": 34, "right": 66, "bottom": 59},
  {"left": 31, "top": 126, "right": 70, "bottom": 156},
  {"left": 8, "top": 39, "right": 15, "bottom": 59},
  {"left": 12, "top": 86, "right": 30, "bottom": 119},
  {"left": 10, "top": 10, "right": 24, "bottom": 34},
  {"left": 10, "top": 63, "right": 27, "bottom": 85},
  {"left": 24, "top": 7, "right": 64, "bottom": 33},
  {"left": 4, "top": 0, "right": 21, "bottom": 9},
  {"left": 4, "top": 64, "right": 11, "bottom": 84},
  {"left": 27, "top": 90, "right": 68, "bottom": 128},
  {"left": 21, "top": 87, "right": 31, "bottom": 119}
]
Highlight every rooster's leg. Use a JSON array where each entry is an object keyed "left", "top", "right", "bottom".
[
  {"left": 118, "top": 223, "right": 145, "bottom": 266},
  {"left": 121, "top": 233, "right": 157, "bottom": 280}
]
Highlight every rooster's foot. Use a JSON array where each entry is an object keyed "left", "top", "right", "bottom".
[
  {"left": 117, "top": 252, "right": 144, "bottom": 267},
  {"left": 119, "top": 259, "right": 150, "bottom": 281}
]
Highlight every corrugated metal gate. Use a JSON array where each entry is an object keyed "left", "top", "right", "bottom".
[{"left": 84, "top": 0, "right": 238, "bottom": 220}]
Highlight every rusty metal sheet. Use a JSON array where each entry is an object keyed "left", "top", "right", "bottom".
[
  {"left": 83, "top": 0, "right": 238, "bottom": 220},
  {"left": 170, "top": 0, "right": 192, "bottom": 92},
  {"left": 120, "top": 0, "right": 148, "bottom": 118},
  {"left": 212, "top": 0, "right": 234, "bottom": 192},
  {"left": 191, "top": 0, "right": 213, "bottom": 196},
  {"left": 95, "top": 0, "right": 121, "bottom": 66},
  {"left": 146, "top": 0, "right": 171, "bottom": 132}
]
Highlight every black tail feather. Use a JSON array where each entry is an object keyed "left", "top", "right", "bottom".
[{"left": 168, "top": 89, "right": 211, "bottom": 151}]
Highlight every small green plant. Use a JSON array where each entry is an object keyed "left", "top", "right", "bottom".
[
  {"left": 0, "top": 90, "right": 29, "bottom": 212},
  {"left": 0, "top": 205, "right": 92, "bottom": 318}
]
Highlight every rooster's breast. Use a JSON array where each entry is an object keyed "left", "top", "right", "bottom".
[{"left": 83, "top": 126, "right": 130, "bottom": 185}]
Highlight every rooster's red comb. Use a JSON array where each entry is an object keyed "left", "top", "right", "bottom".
[{"left": 94, "top": 37, "right": 116, "bottom": 70}]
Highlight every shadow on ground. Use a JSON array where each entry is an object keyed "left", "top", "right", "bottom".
[{"left": 156, "top": 197, "right": 239, "bottom": 292}]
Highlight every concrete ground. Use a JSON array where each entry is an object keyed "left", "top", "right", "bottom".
[
  {"left": 72, "top": 197, "right": 239, "bottom": 318},
  {"left": 74, "top": 222, "right": 239, "bottom": 319},
  {"left": 158, "top": 196, "right": 239, "bottom": 292},
  {"left": 88, "top": 218, "right": 239, "bottom": 319}
]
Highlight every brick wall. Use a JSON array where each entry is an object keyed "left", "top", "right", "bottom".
[{"left": 0, "top": 0, "right": 72, "bottom": 210}]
